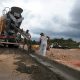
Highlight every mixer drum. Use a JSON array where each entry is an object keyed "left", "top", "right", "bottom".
[{"left": 0, "top": 7, "right": 23, "bottom": 35}]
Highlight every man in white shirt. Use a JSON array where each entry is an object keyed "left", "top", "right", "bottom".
[{"left": 39, "top": 33, "right": 48, "bottom": 56}]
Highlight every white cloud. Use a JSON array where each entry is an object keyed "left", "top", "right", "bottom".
[
  {"left": 0, "top": 0, "right": 75, "bottom": 29},
  {"left": 0, "top": 0, "right": 77, "bottom": 40},
  {"left": 22, "top": 0, "right": 75, "bottom": 31}
]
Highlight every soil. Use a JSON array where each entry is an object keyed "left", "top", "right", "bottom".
[
  {"left": 46, "top": 48, "right": 80, "bottom": 71},
  {"left": 35, "top": 48, "right": 80, "bottom": 71},
  {"left": 0, "top": 48, "right": 61, "bottom": 80}
]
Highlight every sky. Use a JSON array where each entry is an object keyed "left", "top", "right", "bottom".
[{"left": 0, "top": 0, "right": 80, "bottom": 42}]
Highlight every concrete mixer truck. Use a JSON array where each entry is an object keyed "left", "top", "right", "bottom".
[{"left": 0, "top": 7, "right": 24, "bottom": 47}]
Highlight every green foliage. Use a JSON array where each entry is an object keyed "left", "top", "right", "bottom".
[
  {"left": 50, "top": 38, "right": 79, "bottom": 48},
  {"left": 31, "top": 40, "right": 39, "bottom": 45}
]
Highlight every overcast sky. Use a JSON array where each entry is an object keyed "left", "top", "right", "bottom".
[{"left": 0, "top": 0, "right": 80, "bottom": 41}]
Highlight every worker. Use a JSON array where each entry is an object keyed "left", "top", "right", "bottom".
[
  {"left": 47, "top": 36, "right": 50, "bottom": 50},
  {"left": 25, "top": 30, "right": 31, "bottom": 40},
  {"left": 16, "top": 32, "right": 21, "bottom": 42},
  {"left": 39, "top": 33, "right": 48, "bottom": 56},
  {"left": 23, "top": 29, "right": 31, "bottom": 52}
]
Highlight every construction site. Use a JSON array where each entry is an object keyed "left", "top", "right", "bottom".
[{"left": 0, "top": 6, "right": 80, "bottom": 80}]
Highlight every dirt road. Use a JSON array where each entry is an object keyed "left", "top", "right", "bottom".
[{"left": 0, "top": 48, "right": 60, "bottom": 80}]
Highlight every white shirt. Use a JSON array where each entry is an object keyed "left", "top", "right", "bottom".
[
  {"left": 40, "top": 35, "right": 48, "bottom": 45},
  {"left": 26, "top": 32, "right": 31, "bottom": 40}
]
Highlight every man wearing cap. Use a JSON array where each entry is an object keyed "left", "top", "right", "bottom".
[{"left": 39, "top": 33, "right": 48, "bottom": 56}]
